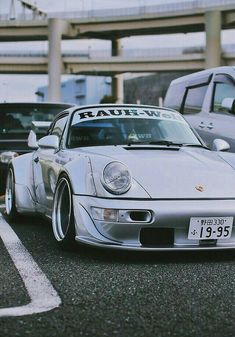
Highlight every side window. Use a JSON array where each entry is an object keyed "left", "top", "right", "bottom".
[
  {"left": 164, "top": 83, "right": 185, "bottom": 112},
  {"left": 50, "top": 115, "right": 68, "bottom": 139},
  {"left": 182, "top": 84, "right": 208, "bottom": 114},
  {"left": 212, "top": 75, "right": 235, "bottom": 113}
]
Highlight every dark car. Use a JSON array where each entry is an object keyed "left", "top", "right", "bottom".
[{"left": 0, "top": 102, "right": 73, "bottom": 193}]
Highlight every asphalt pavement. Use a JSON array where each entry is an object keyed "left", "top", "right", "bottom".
[{"left": 0, "top": 205, "right": 234, "bottom": 337}]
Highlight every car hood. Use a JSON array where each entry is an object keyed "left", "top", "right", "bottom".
[{"left": 83, "top": 146, "right": 235, "bottom": 199}]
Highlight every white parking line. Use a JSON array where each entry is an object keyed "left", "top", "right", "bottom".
[{"left": 0, "top": 214, "right": 61, "bottom": 317}]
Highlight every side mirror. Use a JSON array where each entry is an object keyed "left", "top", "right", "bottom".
[
  {"left": 212, "top": 138, "right": 230, "bottom": 152},
  {"left": 221, "top": 97, "right": 235, "bottom": 114},
  {"left": 38, "top": 135, "right": 59, "bottom": 150},
  {"left": 28, "top": 130, "right": 38, "bottom": 149}
]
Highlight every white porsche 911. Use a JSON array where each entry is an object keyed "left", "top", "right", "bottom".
[{"left": 5, "top": 104, "right": 235, "bottom": 250}]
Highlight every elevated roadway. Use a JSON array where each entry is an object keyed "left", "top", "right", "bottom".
[
  {"left": 0, "top": 1, "right": 235, "bottom": 41},
  {"left": 0, "top": 0, "right": 234, "bottom": 101},
  {"left": 0, "top": 48, "right": 234, "bottom": 75}
]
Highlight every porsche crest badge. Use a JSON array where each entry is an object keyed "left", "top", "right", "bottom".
[{"left": 195, "top": 185, "right": 204, "bottom": 192}]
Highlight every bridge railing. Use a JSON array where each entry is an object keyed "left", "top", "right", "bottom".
[
  {"left": 0, "top": 45, "right": 234, "bottom": 59},
  {"left": 48, "top": 0, "right": 235, "bottom": 19},
  {"left": 0, "top": 0, "right": 235, "bottom": 22}
]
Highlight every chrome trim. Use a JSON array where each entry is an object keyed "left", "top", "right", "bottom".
[
  {"left": 52, "top": 177, "right": 72, "bottom": 241},
  {"left": 5, "top": 168, "right": 14, "bottom": 215}
]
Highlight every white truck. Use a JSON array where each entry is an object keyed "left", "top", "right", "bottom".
[{"left": 164, "top": 66, "right": 235, "bottom": 151}]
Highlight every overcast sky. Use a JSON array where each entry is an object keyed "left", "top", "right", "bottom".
[{"left": 0, "top": 0, "right": 234, "bottom": 102}]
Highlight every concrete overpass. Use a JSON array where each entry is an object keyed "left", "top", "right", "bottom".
[
  {"left": 0, "top": 52, "right": 205, "bottom": 75},
  {"left": 0, "top": 0, "right": 235, "bottom": 101},
  {"left": 1, "top": 1, "right": 235, "bottom": 41},
  {"left": 0, "top": 47, "right": 235, "bottom": 75}
]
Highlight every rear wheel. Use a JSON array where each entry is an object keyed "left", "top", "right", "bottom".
[
  {"left": 52, "top": 174, "right": 76, "bottom": 249},
  {"left": 5, "top": 167, "right": 18, "bottom": 219}
]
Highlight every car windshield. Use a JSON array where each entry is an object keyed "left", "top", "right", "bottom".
[
  {"left": 67, "top": 106, "right": 201, "bottom": 148},
  {"left": 0, "top": 104, "right": 70, "bottom": 138}
]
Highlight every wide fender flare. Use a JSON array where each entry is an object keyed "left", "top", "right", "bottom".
[
  {"left": 11, "top": 153, "right": 34, "bottom": 189},
  {"left": 10, "top": 153, "right": 36, "bottom": 208},
  {"left": 62, "top": 156, "right": 97, "bottom": 196},
  {"left": 62, "top": 154, "right": 150, "bottom": 198}
]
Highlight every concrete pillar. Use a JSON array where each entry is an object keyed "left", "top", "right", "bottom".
[
  {"left": 48, "top": 18, "right": 63, "bottom": 102},
  {"left": 111, "top": 39, "right": 124, "bottom": 103},
  {"left": 205, "top": 11, "right": 221, "bottom": 69}
]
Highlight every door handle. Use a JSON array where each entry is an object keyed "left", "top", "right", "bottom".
[
  {"left": 34, "top": 157, "right": 39, "bottom": 163},
  {"left": 198, "top": 122, "right": 205, "bottom": 128},
  {"left": 207, "top": 123, "right": 213, "bottom": 130}
]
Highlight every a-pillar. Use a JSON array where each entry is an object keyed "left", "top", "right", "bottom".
[
  {"left": 48, "top": 18, "right": 64, "bottom": 102},
  {"left": 111, "top": 39, "right": 124, "bottom": 103},
  {"left": 205, "top": 11, "right": 221, "bottom": 69}
]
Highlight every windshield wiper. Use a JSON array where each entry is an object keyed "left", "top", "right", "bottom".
[
  {"left": 149, "top": 140, "right": 183, "bottom": 146},
  {"left": 127, "top": 140, "right": 183, "bottom": 147},
  {"left": 182, "top": 143, "right": 209, "bottom": 150},
  {"left": 126, "top": 140, "right": 209, "bottom": 149}
]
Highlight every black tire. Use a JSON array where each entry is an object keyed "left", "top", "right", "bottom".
[
  {"left": 52, "top": 174, "right": 76, "bottom": 250},
  {"left": 5, "top": 166, "right": 18, "bottom": 220}
]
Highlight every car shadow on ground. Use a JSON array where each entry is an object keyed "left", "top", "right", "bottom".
[{"left": 77, "top": 244, "right": 235, "bottom": 266}]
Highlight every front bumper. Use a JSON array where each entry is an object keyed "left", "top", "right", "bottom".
[{"left": 72, "top": 196, "right": 235, "bottom": 251}]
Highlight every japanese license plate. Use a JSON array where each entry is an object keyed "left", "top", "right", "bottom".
[{"left": 188, "top": 217, "right": 233, "bottom": 240}]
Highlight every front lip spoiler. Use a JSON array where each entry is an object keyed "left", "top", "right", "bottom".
[
  {"left": 75, "top": 236, "right": 235, "bottom": 251},
  {"left": 75, "top": 194, "right": 235, "bottom": 201}
]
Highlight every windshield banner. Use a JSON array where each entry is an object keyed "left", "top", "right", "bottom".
[{"left": 72, "top": 107, "right": 186, "bottom": 124}]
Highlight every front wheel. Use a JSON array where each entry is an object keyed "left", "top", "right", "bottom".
[
  {"left": 5, "top": 167, "right": 18, "bottom": 220},
  {"left": 52, "top": 174, "right": 76, "bottom": 249}
]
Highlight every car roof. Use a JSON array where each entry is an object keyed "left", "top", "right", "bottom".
[
  {"left": 70, "top": 103, "right": 179, "bottom": 112},
  {"left": 0, "top": 102, "right": 74, "bottom": 107},
  {"left": 170, "top": 66, "right": 235, "bottom": 86}
]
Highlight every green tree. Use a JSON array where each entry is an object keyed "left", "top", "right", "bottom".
[{"left": 100, "top": 95, "right": 116, "bottom": 103}]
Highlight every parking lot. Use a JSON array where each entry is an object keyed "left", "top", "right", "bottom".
[
  {"left": 0, "top": 200, "right": 234, "bottom": 337},
  {"left": 1, "top": 1, "right": 235, "bottom": 336}
]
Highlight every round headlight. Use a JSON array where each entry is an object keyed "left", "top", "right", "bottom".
[{"left": 102, "top": 162, "right": 131, "bottom": 195}]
